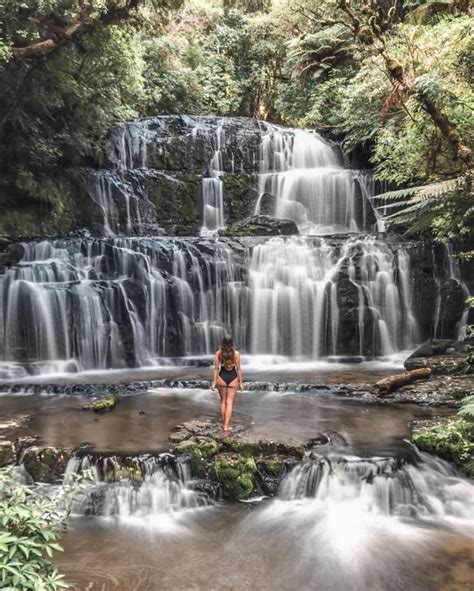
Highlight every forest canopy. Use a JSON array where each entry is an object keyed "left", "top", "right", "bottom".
[{"left": 0, "top": 0, "right": 472, "bottom": 241}]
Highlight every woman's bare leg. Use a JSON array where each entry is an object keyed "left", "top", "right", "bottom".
[
  {"left": 223, "top": 378, "right": 238, "bottom": 431},
  {"left": 216, "top": 376, "right": 228, "bottom": 427}
]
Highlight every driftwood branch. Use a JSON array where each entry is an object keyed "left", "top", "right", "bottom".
[{"left": 375, "top": 368, "right": 431, "bottom": 394}]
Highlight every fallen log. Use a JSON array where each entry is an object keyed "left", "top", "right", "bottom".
[{"left": 375, "top": 368, "right": 431, "bottom": 394}]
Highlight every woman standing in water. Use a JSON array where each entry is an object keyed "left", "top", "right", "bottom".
[{"left": 211, "top": 336, "right": 243, "bottom": 432}]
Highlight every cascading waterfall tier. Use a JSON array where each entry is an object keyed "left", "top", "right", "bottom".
[
  {"left": 99, "top": 115, "right": 376, "bottom": 236},
  {"left": 0, "top": 237, "right": 246, "bottom": 378},
  {"left": 248, "top": 236, "right": 420, "bottom": 357},
  {"left": 0, "top": 235, "right": 467, "bottom": 378},
  {"left": 66, "top": 453, "right": 213, "bottom": 518},
  {"left": 256, "top": 127, "right": 376, "bottom": 234},
  {"left": 275, "top": 451, "right": 474, "bottom": 521}
]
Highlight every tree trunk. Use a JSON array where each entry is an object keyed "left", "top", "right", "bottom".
[{"left": 375, "top": 368, "right": 431, "bottom": 394}]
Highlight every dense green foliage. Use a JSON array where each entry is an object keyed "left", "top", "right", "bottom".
[
  {"left": 413, "top": 374, "right": 474, "bottom": 478},
  {"left": 413, "top": 416, "right": 474, "bottom": 477},
  {"left": 0, "top": 467, "right": 84, "bottom": 590},
  {"left": 0, "top": 0, "right": 472, "bottom": 241}
]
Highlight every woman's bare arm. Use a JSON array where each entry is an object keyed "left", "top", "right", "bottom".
[{"left": 211, "top": 351, "right": 219, "bottom": 390}]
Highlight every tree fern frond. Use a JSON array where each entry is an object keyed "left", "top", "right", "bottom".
[
  {"left": 403, "top": 210, "right": 437, "bottom": 234},
  {"left": 458, "top": 395, "right": 474, "bottom": 421},
  {"left": 384, "top": 199, "right": 434, "bottom": 219},
  {"left": 371, "top": 177, "right": 463, "bottom": 204}
]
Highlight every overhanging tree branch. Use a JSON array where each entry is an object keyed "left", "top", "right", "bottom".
[{"left": 9, "top": 0, "right": 143, "bottom": 62}]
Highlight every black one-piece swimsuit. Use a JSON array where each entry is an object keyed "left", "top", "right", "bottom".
[{"left": 219, "top": 364, "right": 238, "bottom": 385}]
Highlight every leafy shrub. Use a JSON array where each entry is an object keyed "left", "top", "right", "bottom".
[{"left": 0, "top": 468, "right": 85, "bottom": 590}]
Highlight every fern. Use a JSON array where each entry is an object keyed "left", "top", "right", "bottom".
[
  {"left": 371, "top": 177, "right": 463, "bottom": 204},
  {"left": 370, "top": 177, "right": 465, "bottom": 234},
  {"left": 458, "top": 395, "right": 474, "bottom": 421}
]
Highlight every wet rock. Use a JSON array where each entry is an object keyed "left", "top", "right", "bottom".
[
  {"left": 21, "top": 446, "right": 71, "bottom": 483},
  {"left": 15, "top": 435, "right": 39, "bottom": 455},
  {"left": 304, "top": 435, "right": 330, "bottom": 448},
  {"left": 0, "top": 242, "right": 25, "bottom": 267},
  {"left": 255, "top": 456, "right": 286, "bottom": 496},
  {"left": 169, "top": 429, "right": 192, "bottom": 443},
  {"left": 0, "top": 441, "right": 15, "bottom": 467},
  {"left": 404, "top": 339, "right": 470, "bottom": 374},
  {"left": 222, "top": 215, "right": 299, "bottom": 237},
  {"left": 174, "top": 436, "right": 220, "bottom": 478},
  {"left": 82, "top": 395, "right": 118, "bottom": 412},
  {"left": 188, "top": 479, "right": 220, "bottom": 500},
  {"left": 168, "top": 419, "right": 306, "bottom": 499}
]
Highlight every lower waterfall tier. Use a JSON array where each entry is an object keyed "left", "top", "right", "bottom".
[{"left": 0, "top": 235, "right": 467, "bottom": 378}]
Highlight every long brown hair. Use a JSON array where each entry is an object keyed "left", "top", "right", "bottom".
[{"left": 220, "top": 336, "right": 235, "bottom": 369}]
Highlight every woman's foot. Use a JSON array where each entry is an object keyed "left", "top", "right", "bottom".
[{"left": 223, "top": 425, "right": 232, "bottom": 432}]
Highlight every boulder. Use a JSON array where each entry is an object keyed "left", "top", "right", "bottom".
[
  {"left": 21, "top": 446, "right": 70, "bottom": 483},
  {"left": 0, "top": 243, "right": 25, "bottom": 267},
  {"left": 82, "top": 395, "right": 118, "bottom": 412},
  {"left": 0, "top": 441, "right": 15, "bottom": 467},
  {"left": 412, "top": 418, "right": 474, "bottom": 478},
  {"left": 223, "top": 215, "right": 299, "bottom": 237}
]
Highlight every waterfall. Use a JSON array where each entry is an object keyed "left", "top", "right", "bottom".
[
  {"left": 0, "top": 116, "right": 469, "bottom": 378},
  {"left": 0, "top": 235, "right": 467, "bottom": 378},
  {"left": 0, "top": 238, "right": 245, "bottom": 378},
  {"left": 200, "top": 124, "right": 226, "bottom": 236},
  {"left": 66, "top": 453, "right": 213, "bottom": 520},
  {"left": 248, "top": 236, "right": 419, "bottom": 357},
  {"left": 256, "top": 126, "right": 375, "bottom": 234},
  {"left": 274, "top": 452, "right": 474, "bottom": 522}
]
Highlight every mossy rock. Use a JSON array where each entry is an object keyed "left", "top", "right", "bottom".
[
  {"left": 222, "top": 174, "right": 258, "bottom": 224},
  {"left": 223, "top": 215, "right": 298, "bottom": 237},
  {"left": 413, "top": 418, "right": 474, "bottom": 478},
  {"left": 22, "top": 447, "right": 70, "bottom": 483},
  {"left": 0, "top": 441, "right": 15, "bottom": 467},
  {"left": 258, "top": 457, "right": 283, "bottom": 477},
  {"left": 145, "top": 172, "right": 200, "bottom": 235},
  {"left": 214, "top": 453, "right": 257, "bottom": 500},
  {"left": 174, "top": 437, "right": 220, "bottom": 478},
  {"left": 83, "top": 395, "right": 118, "bottom": 412},
  {"left": 222, "top": 438, "right": 304, "bottom": 460}
]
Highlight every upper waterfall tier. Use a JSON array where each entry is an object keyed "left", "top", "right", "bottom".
[{"left": 88, "top": 116, "right": 376, "bottom": 237}]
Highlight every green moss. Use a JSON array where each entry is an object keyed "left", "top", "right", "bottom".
[
  {"left": 259, "top": 458, "right": 282, "bottom": 477},
  {"left": 199, "top": 438, "right": 219, "bottom": 458},
  {"left": 146, "top": 173, "right": 200, "bottom": 235},
  {"left": 214, "top": 453, "right": 257, "bottom": 500},
  {"left": 90, "top": 395, "right": 118, "bottom": 412},
  {"left": 224, "top": 440, "right": 257, "bottom": 457},
  {"left": 174, "top": 437, "right": 220, "bottom": 478},
  {"left": 222, "top": 173, "right": 256, "bottom": 225},
  {"left": 413, "top": 418, "right": 474, "bottom": 477},
  {"left": 40, "top": 448, "right": 59, "bottom": 467},
  {"left": 0, "top": 171, "right": 99, "bottom": 238}
]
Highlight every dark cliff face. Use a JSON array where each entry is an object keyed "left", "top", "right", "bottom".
[{"left": 0, "top": 116, "right": 269, "bottom": 239}]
